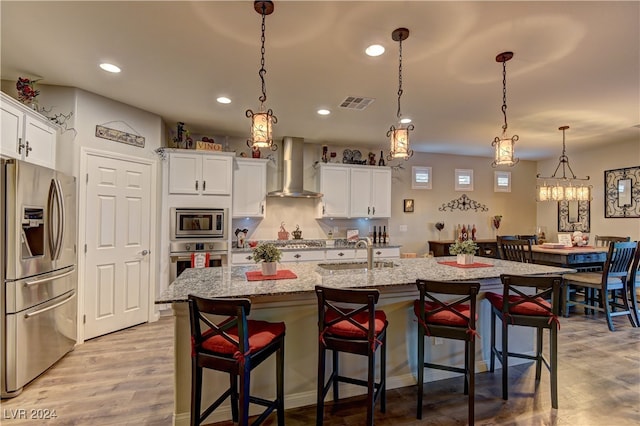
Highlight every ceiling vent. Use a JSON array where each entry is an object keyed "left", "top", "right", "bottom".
[{"left": 339, "top": 96, "right": 375, "bottom": 110}]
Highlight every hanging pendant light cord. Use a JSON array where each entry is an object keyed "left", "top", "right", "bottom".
[
  {"left": 396, "top": 37, "right": 403, "bottom": 120},
  {"left": 501, "top": 59, "right": 508, "bottom": 134},
  {"left": 258, "top": 4, "right": 267, "bottom": 105}
]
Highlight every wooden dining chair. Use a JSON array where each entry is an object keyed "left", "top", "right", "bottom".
[
  {"left": 626, "top": 245, "right": 640, "bottom": 326},
  {"left": 516, "top": 234, "right": 539, "bottom": 245},
  {"left": 594, "top": 235, "right": 630, "bottom": 247},
  {"left": 497, "top": 237, "right": 533, "bottom": 263},
  {"left": 487, "top": 274, "right": 564, "bottom": 409},
  {"left": 564, "top": 241, "right": 638, "bottom": 331}
]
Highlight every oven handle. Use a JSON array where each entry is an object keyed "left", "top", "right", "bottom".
[
  {"left": 170, "top": 254, "right": 226, "bottom": 262},
  {"left": 25, "top": 292, "right": 75, "bottom": 319}
]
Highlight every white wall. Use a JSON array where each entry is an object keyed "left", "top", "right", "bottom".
[{"left": 536, "top": 138, "right": 640, "bottom": 242}]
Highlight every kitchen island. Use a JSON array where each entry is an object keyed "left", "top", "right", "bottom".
[{"left": 157, "top": 257, "right": 573, "bottom": 426}]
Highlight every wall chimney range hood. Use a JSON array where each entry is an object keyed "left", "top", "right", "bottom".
[{"left": 267, "top": 136, "right": 323, "bottom": 198}]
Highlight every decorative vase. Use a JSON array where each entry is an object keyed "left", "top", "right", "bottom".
[
  {"left": 261, "top": 262, "right": 277, "bottom": 276},
  {"left": 456, "top": 254, "right": 474, "bottom": 265}
]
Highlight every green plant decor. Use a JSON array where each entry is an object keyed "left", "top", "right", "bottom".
[
  {"left": 252, "top": 243, "right": 282, "bottom": 263},
  {"left": 449, "top": 240, "right": 479, "bottom": 255}
]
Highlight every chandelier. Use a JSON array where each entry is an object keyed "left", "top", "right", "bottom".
[
  {"left": 387, "top": 28, "right": 414, "bottom": 161},
  {"left": 246, "top": 1, "right": 278, "bottom": 151},
  {"left": 491, "top": 51, "right": 519, "bottom": 167},
  {"left": 537, "top": 126, "right": 591, "bottom": 201}
]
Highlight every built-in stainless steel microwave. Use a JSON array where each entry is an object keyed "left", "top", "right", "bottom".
[{"left": 170, "top": 208, "right": 226, "bottom": 239}]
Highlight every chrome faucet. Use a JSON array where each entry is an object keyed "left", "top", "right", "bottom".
[{"left": 355, "top": 237, "right": 374, "bottom": 269}]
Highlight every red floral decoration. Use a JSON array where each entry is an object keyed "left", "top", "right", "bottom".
[{"left": 16, "top": 77, "right": 40, "bottom": 104}]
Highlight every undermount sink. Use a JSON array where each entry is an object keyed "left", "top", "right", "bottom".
[{"left": 317, "top": 261, "right": 397, "bottom": 271}]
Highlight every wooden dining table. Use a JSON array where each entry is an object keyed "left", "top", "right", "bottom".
[{"left": 530, "top": 245, "right": 608, "bottom": 270}]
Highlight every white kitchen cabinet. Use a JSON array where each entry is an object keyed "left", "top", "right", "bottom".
[
  {"left": 317, "top": 164, "right": 350, "bottom": 217},
  {"left": 281, "top": 250, "right": 325, "bottom": 263},
  {"left": 233, "top": 158, "right": 268, "bottom": 218},
  {"left": 231, "top": 252, "right": 256, "bottom": 265},
  {"left": 318, "top": 163, "right": 391, "bottom": 218},
  {"left": 325, "top": 249, "right": 357, "bottom": 261},
  {"left": 168, "top": 151, "right": 233, "bottom": 195},
  {"left": 1, "top": 92, "right": 57, "bottom": 169},
  {"left": 350, "top": 167, "right": 391, "bottom": 218}
]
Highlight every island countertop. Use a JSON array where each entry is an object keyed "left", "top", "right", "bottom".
[{"left": 156, "top": 257, "right": 574, "bottom": 303}]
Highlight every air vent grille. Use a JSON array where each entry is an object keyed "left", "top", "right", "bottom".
[{"left": 339, "top": 96, "right": 375, "bottom": 110}]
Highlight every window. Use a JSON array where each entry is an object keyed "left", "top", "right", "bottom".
[
  {"left": 494, "top": 171, "right": 511, "bottom": 192},
  {"left": 412, "top": 166, "right": 432, "bottom": 189},
  {"left": 454, "top": 169, "right": 473, "bottom": 191}
]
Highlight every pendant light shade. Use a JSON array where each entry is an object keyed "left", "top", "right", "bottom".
[
  {"left": 386, "top": 28, "right": 414, "bottom": 161},
  {"left": 246, "top": 1, "right": 278, "bottom": 151},
  {"left": 491, "top": 51, "right": 519, "bottom": 167},
  {"left": 536, "top": 126, "right": 591, "bottom": 202}
]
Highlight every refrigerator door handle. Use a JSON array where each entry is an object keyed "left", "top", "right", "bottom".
[
  {"left": 47, "top": 179, "right": 57, "bottom": 258},
  {"left": 24, "top": 268, "right": 75, "bottom": 287},
  {"left": 53, "top": 179, "right": 65, "bottom": 261},
  {"left": 24, "top": 292, "right": 75, "bottom": 319}
]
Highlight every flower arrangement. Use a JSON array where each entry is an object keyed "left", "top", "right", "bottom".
[
  {"left": 16, "top": 77, "right": 40, "bottom": 105},
  {"left": 449, "top": 239, "right": 478, "bottom": 255},
  {"left": 252, "top": 243, "right": 282, "bottom": 263}
]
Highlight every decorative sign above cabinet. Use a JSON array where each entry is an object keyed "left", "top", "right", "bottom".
[{"left": 95, "top": 124, "right": 145, "bottom": 148}]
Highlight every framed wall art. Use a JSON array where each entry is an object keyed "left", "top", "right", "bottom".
[
  {"left": 604, "top": 166, "right": 640, "bottom": 218},
  {"left": 404, "top": 199, "right": 414, "bottom": 212}
]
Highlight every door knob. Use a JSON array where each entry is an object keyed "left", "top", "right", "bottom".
[{"left": 141, "top": 249, "right": 150, "bottom": 256}]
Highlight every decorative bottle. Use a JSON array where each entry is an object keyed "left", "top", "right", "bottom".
[
  {"left": 461, "top": 224, "right": 468, "bottom": 241},
  {"left": 471, "top": 224, "right": 477, "bottom": 241},
  {"left": 378, "top": 151, "right": 385, "bottom": 166},
  {"left": 383, "top": 226, "right": 387, "bottom": 244},
  {"left": 373, "top": 226, "right": 377, "bottom": 244}
]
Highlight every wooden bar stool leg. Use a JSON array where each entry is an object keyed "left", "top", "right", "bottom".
[
  {"left": 239, "top": 366, "right": 251, "bottom": 426},
  {"left": 550, "top": 326, "right": 558, "bottom": 409},
  {"left": 367, "top": 348, "right": 375, "bottom": 426},
  {"left": 535, "top": 328, "right": 543, "bottom": 380},
  {"left": 332, "top": 350, "right": 339, "bottom": 401},
  {"left": 469, "top": 338, "right": 475, "bottom": 426},
  {"left": 464, "top": 341, "right": 469, "bottom": 395},
  {"left": 316, "top": 344, "right": 325, "bottom": 426},
  {"left": 489, "top": 309, "right": 496, "bottom": 373},
  {"left": 277, "top": 343, "right": 285, "bottom": 426},
  {"left": 416, "top": 321, "right": 425, "bottom": 419},
  {"left": 191, "top": 363, "right": 202, "bottom": 426},
  {"left": 381, "top": 338, "right": 387, "bottom": 413},
  {"left": 230, "top": 374, "right": 239, "bottom": 423},
  {"left": 501, "top": 318, "right": 509, "bottom": 401}
]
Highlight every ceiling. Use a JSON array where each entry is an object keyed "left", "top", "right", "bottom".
[{"left": 1, "top": 1, "right": 638, "bottom": 161}]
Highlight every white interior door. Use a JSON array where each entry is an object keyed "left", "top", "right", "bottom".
[{"left": 84, "top": 154, "right": 152, "bottom": 339}]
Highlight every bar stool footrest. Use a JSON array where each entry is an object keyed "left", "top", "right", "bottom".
[{"left": 423, "top": 362, "right": 467, "bottom": 376}]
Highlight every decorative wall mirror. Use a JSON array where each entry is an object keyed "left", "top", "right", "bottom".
[
  {"left": 558, "top": 200, "right": 590, "bottom": 232},
  {"left": 604, "top": 166, "right": 640, "bottom": 218}
]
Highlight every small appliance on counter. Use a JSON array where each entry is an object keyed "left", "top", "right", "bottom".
[{"left": 235, "top": 228, "right": 249, "bottom": 248}]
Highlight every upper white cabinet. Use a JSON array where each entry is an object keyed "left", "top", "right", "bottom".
[
  {"left": 317, "top": 164, "right": 350, "bottom": 217},
  {"left": 233, "top": 158, "right": 268, "bottom": 218},
  {"left": 1, "top": 92, "right": 57, "bottom": 169},
  {"left": 350, "top": 167, "right": 391, "bottom": 218},
  {"left": 317, "top": 163, "right": 391, "bottom": 218},
  {"left": 168, "top": 151, "right": 233, "bottom": 195}
]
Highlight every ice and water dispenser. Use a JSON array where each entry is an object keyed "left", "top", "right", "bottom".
[{"left": 21, "top": 207, "right": 45, "bottom": 258}]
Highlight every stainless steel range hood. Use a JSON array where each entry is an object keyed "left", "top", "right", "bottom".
[{"left": 267, "top": 136, "right": 323, "bottom": 198}]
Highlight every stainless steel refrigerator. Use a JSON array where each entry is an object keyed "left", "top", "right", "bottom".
[{"left": 1, "top": 157, "right": 77, "bottom": 398}]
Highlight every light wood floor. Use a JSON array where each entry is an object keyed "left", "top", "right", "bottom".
[{"left": 1, "top": 312, "right": 638, "bottom": 425}]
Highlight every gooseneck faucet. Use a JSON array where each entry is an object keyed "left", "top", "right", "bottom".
[{"left": 355, "top": 237, "right": 374, "bottom": 270}]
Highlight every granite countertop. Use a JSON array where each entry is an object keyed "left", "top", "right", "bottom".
[
  {"left": 156, "top": 257, "right": 575, "bottom": 303},
  {"left": 231, "top": 239, "right": 401, "bottom": 253}
]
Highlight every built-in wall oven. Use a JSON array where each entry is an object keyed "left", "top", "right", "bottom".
[
  {"left": 169, "top": 208, "right": 228, "bottom": 282},
  {"left": 169, "top": 240, "right": 228, "bottom": 282}
]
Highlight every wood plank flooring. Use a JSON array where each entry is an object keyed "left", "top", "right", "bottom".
[{"left": 1, "top": 312, "right": 638, "bottom": 425}]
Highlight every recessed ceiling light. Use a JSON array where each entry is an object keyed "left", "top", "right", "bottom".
[
  {"left": 317, "top": 109, "right": 331, "bottom": 115},
  {"left": 400, "top": 117, "right": 412, "bottom": 124},
  {"left": 365, "top": 44, "right": 385, "bottom": 57},
  {"left": 99, "top": 63, "right": 121, "bottom": 73},
  {"left": 217, "top": 97, "right": 232, "bottom": 104}
]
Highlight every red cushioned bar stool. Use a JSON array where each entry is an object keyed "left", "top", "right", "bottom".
[
  {"left": 315, "top": 285, "right": 388, "bottom": 426},
  {"left": 414, "top": 279, "right": 480, "bottom": 425},
  {"left": 487, "top": 274, "right": 563, "bottom": 408},
  {"left": 187, "top": 294, "right": 285, "bottom": 426}
]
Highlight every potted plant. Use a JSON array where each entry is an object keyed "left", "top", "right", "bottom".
[
  {"left": 252, "top": 243, "right": 282, "bottom": 276},
  {"left": 449, "top": 240, "right": 479, "bottom": 265}
]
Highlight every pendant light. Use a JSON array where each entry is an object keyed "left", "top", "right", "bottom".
[
  {"left": 387, "top": 28, "right": 414, "bottom": 161},
  {"left": 536, "top": 126, "right": 591, "bottom": 202},
  {"left": 246, "top": 1, "right": 278, "bottom": 151},
  {"left": 491, "top": 52, "right": 519, "bottom": 167}
]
